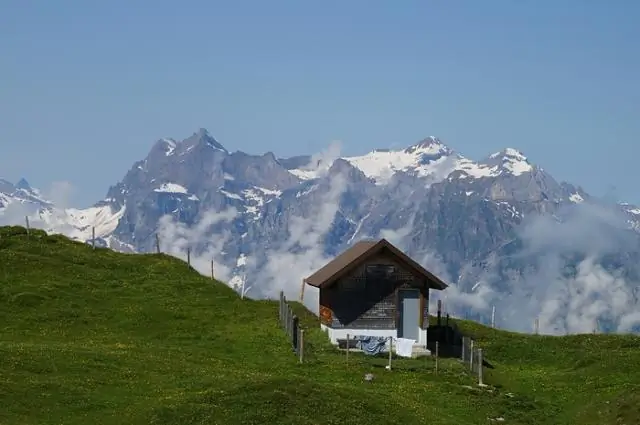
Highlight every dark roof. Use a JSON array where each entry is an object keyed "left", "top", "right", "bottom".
[{"left": 304, "top": 238, "right": 448, "bottom": 290}]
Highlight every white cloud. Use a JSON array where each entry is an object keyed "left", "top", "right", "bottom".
[
  {"left": 156, "top": 208, "right": 238, "bottom": 283},
  {"left": 43, "top": 181, "right": 74, "bottom": 209},
  {"left": 237, "top": 142, "right": 349, "bottom": 312},
  {"left": 480, "top": 202, "right": 640, "bottom": 335},
  {"left": 255, "top": 172, "right": 348, "bottom": 313},
  {"left": 303, "top": 140, "right": 342, "bottom": 178}
]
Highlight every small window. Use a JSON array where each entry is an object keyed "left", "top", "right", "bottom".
[{"left": 365, "top": 264, "right": 396, "bottom": 278}]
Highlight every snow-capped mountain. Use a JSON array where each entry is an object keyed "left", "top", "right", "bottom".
[
  {"left": 285, "top": 138, "right": 537, "bottom": 184},
  {"left": 0, "top": 178, "right": 131, "bottom": 251},
  {"left": 3, "top": 128, "right": 640, "bottom": 335}
]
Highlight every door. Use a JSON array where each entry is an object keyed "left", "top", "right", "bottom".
[{"left": 397, "top": 289, "right": 420, "bottom": 341}]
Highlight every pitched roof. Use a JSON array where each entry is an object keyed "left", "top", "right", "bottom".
[{"left": 303, "top": 238, "right": 448, "bottom": 290}]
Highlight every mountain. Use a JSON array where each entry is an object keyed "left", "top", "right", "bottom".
[
  {"left": 3, "top": 128, "right": 640, "bottom": 335},
  {"left": 0, "top": 178, "right": 131, "bottom": 251}
]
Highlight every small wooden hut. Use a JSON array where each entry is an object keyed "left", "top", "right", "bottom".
[{"left": 302, "top": 238, "right": 448, "bottom": 350}]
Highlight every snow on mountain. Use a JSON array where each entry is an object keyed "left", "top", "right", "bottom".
[
  {"left": 569, "top": 193, "right": 584, "bottom": 203},
  {"left": 287, "top": 137, "right": 537, "bottom": 186},
  {"left": 162, "top": 139, "right": 177, "bottom": 156},
  {"left": 486, "top": 148, "right": 533, "bottom": 175},
  {"left": 64, "top": 204, "right": 126, "bottom": 239},
  {"left": 0, "top": 179, "right": 129, "bottom": 250},
  {"left": 154, "top": 182, "right": 189, "bottom": 194},
  {"left": 0, "top": 178, "right": 51, "bottom": 209},
  {"left": 289, "top": 136, "right": 455, "bottom": 183},
  {"left": 343, "top": 137, "right": 454, "bottom": 183},
  {"left": 154, "top": 182, "right": 200, "bottom": 200}
]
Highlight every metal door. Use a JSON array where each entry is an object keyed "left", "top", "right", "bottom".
[{"left": 398, "top": 289, "right": 420, "bottom": 340}]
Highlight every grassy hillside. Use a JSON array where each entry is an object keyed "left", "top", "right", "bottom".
[
  {"left": 448, "top": 318, "right": 640, "bottom": 423},
  {"left": 1, "top": 225, "right": 639, "bottom": 424}
]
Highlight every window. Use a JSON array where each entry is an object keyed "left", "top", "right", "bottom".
[{"left": 365, "top": 264, "right": 396, "bottom": 278}]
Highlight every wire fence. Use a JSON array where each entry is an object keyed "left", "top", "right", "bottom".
[
  {"left": 278, "top": 292, "right": 305, "bottom": 363},
  {"left": 461, "top": 335, "right": 485, "bottom": 385}
]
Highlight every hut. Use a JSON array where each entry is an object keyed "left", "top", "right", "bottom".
[{"left": 302, "top": 238, "right": 448, "bottom": 353}]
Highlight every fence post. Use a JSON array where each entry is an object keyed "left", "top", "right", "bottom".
[
  {"left": 25, "top": 216, "right": 30, "bottom": 239},
  {"left": 187, "top": 248, "right": 191, "bottom": 266},
  {"left": 346, "top": 334, "right": 350, "bottom": 363},
  {"left": 92, "top": 226, "right": 96, "bottom": 249},
  {"left": 292, "top": 315, "right": 299, "bottom": 352},
  {"left": 211, "top": 260, "right": 215, "bottom": 280},
  {"left": 461, "top": 336, "right": 466, "bottom": 362},
  {"left": 155, "top": 234, "right": 160, "bottom": 253},
  {"left": 469, "top": 340, "right": 474, "bottom": 371},
  {"left": 299, "top": 329, "right": 304, "bottom": 363},
  {"left": 491, "top": 305, "right": 495, "bottom": 328},
  {"left": 285, "top": 306, "right": 290, "bottom": 336},
  {"left": 435, "top": 341, "right": 439, "bottom": 375},
  {"left": 387, "top": 337, "right": 392, "bottom": 370},
  {"left": 478, "top": 348, "right": 483, "bottom": 385}
]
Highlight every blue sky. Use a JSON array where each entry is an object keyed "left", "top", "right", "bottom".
[{"left": 1, "top": 0, "right": 639, "bottom": 207}]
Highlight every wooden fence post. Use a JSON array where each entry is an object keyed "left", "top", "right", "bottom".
[
  {"left": 285, "top": 305, "right": 289, "bottom": 334},
  {"left": 25, "top": 216, "right": 30, "bottom": 239},
  {"left": 279, "top": 291, "right": 284, "bottom": 325},
  {"left": 211, "top": 260, "right": 215, "bottom": 280},
  {"left": 387, "top": 337, "right": 392, "bottom": 370},
  {"left": 478, "top": 348, "right": 483, "bottom": 385},
  {"left": 469, "top": 340, "right": 474, "bottom": 371},
  {"left": 461, "top": 336, "right": 466, "bottom": 362},
  {"left": 285, "top": 305, "right": 289, "bottom": 335},
  {"left": 92, "top": 227, "right": 96, "bottom": 249},
  {"left": 491, "top": 305, "right": 496, "bottom": 328},
  {"left": 292, "top": 315, "right": 299, "bottom": 352},
  {"left": 187, "top": 248, "right": 191, "bottom": 266},
  {"left": 299, "top": 329, "right": 304, "bottom": 363},
  {"left": 346, "top": 334, "right": 350, "bottom": 363},
  {"left": 155, "top": 234, "right": 160, "bottom": 253},
  {"left": 435, "top": 341, "right": 439, "bottom": 375}
]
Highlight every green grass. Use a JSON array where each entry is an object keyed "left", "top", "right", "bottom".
[{"left": 1, "top": 225, "right": 639, "bottom": 424}]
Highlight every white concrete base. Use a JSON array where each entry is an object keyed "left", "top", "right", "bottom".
[{"left": 321, "top": 324, "right": 429, "bottom": 351}]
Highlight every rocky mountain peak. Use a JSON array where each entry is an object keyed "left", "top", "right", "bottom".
[
  {"left": 15, "top": 178, "right": 32, "bottom": 191},
  {"left": 482, "top": 148, "right": 533, "bottom": 177},
  {"left": 176, "top": 128, "right": 228, "bottom": 154},
  {"left": 404, "top": 136, "right": 453, "bottom": 157}
]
